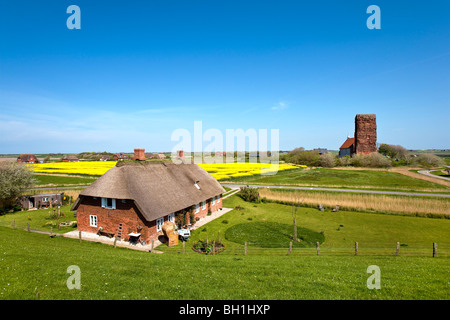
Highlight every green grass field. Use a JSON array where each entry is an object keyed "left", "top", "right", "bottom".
[
  {"left": 33, "top": 174, "right": 97, "bottom": 187},
  {"left": 0, "top": 226, "right": 448, "bottom": 300},
  {"left": 1, "top": 190, "right": 448, "bottom": 300},
  {"left": 163, "top": 195, "right": 450, "bottom": 256},
  {"left": 222, "top": 168, "right": 449, "bottom": 192}
]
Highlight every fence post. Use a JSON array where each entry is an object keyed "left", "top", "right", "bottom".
[
  {"left": 114, "top": 237, "right": 117, "bottom": 248},
  {"left": 244, "top": 241, "right": 247, "bottom": 256},
  {"left": 355, "top": 242, "right": 358, "bottom": 256},
  {"left": 182, "top": 241, "right": 185, "bottom": 254},
  {"left": 213, "top": 241, "right": 216, "bottom": 256},
  {"left": 27, "top": 222, "right": 30, "bottom": 232},
  {"left": 316, "top": 242, "right": 320, "bottom": 255},
  {"left": 151, "top": 240, "right": 154, "bottom": 251},
  {"left": 79, "top": 231, "right": 82, "bottom": 243},
  {"left": 288, "top": 241, "right": 292, "bottom": 255},
  {"left": 12, "top": 219, "right": 15, "bottom": 229},
  {"left": 396, "top": 242, "right": 400, "bottom": 256},
  {"left": 433, "top": 242, "right": 437, "bottom": 257},
  {"left": 50, "top": 227, "right": 53, "bottom": 236}
]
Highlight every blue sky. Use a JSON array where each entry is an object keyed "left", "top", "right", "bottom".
[{"left": 0, "top": 0, "right": 449, "bottom": 153}]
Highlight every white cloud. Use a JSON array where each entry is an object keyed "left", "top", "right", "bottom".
[{"left": 271, "top": 101, "right": 289, "bottom": 111}]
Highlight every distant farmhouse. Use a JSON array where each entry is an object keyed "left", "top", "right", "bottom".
[
  {"left": 313, "top": 148, "right": 328, "bottom": 155},
  {"left": 99, "top": 155, "right": 111, "bottom": 161},
  {"left": 62, "top": 155, "right": 79, "bottom": 162},
  {"left": 339, "top": 114, "right": 377, "bottom": 157},
  {"left": 71, "top": 149, "right": 225, "bottom": 244},
  {"left": 17, "top": 154, "right": 40, "bottom": 164},
  {"left": 113, "top": 153, "right": 129, "bottom": 161}
]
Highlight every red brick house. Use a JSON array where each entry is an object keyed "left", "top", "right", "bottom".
[
  {"left": 17, "top": 154, "right": 39, "bottom": 164},
  {"left": 113, "top": 153, "right": 129, "bottom": 160},
  {"left": 71, "top": 161, "right": 225, "bottom": 244}
]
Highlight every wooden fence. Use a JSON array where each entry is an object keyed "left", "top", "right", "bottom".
[{"left": 158, "top": 241, "right": 450, "bottom": 257}]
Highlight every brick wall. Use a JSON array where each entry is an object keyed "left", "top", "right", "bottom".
[
  {"left": 355, "top": 114, "right": 377, "bottom": 154},
  {"left": 76, "top": 194, "right": 223, "bottom": 243}
]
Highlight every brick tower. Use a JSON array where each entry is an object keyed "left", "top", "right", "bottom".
[{"left": 354, "top": 114, "right": 377, "bottom": 154}]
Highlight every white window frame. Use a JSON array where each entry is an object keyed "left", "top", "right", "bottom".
[
  {"left": 195, "top": 203, "right": 200, "bottom": 213},
  {"left": 202, "top": 200, "right": 206, "bottom": 210},
  {"left": 156, "top": 217, "right": 164, "bottom": 232},
  {"left": 217, "top": 195, "right": 221, "bottom": 203},
  {"left": 101, "top": 198, "right": 116, "bottom": 209},
  {"left": 89, "top": 215, "right": 97, "bottom": 227},
  {"left": 212, "top": 197, "right": 215, "bottom": 205},
  {"left": 168, "top": 213, "right": 175, "bottom": 223}
]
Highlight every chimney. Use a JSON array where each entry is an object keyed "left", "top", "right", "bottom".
[{"left": 133, "top": 148, "right": 146, "bottom": 161}]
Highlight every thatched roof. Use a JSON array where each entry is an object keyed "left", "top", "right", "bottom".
[{"left": 72, "top": 162, "right": 225, "bottom": 222}]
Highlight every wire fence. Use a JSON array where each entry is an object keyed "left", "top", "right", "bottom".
[{"left": 157, "top": 241, "right": 450, "bottom": 257}]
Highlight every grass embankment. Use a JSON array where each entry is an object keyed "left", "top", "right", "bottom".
[
  {"left": 0, "top": 226, "right": 448, "bottom": 300},
  {"left": 221, "top": 167, "right": 450, "bottom": 193},
  {"left": 258, "top": 188, "right": 450, "bottom": 218}
]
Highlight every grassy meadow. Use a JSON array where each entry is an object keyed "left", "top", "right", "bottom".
[
  {"left": 221, "top": 167, "right": 450, "bottom": 193},
  {"left": 257, "top": 188, "right": 450, "bottom": 218},
  {"left": 0, "top": 226, "right": 448, "bottom": 300},
  {"left": 162, "top": 195, "right": 450, "bottom": 255}
]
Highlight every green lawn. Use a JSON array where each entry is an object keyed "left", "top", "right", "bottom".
[
  {"left": 222, "top": 168, "right": 449, "bottom": 192},
  {"left": 0, "top": 226, "right": 448, "bottom": 300},
  {"left": 33, "top": 174, "right": 97, "bottom": 187},
  {"left": 0, "top": 205, "right": 77, "bottom": 233},
  {"left": 166, "top": 195, "right": 450, "bottom": 254}
]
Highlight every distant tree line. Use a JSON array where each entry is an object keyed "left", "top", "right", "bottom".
[{"left": 281, "top": 144, "right": 445, "bottom": 168}]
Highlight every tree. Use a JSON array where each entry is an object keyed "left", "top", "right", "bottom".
[
  {"left": 0, "top": 162, "right": 35, "bottom": 210},
  {"left": 415, "top": 154, "right": 445, "bottom": 168},
  {"left": 320, "top": 153, "right": 336, "bottom": 168}
]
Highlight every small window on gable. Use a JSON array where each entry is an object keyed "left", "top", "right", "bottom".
[{"left": 101, "top": 198, "right": 116, "bottom": 209}]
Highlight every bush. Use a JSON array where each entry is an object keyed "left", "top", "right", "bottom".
[
  {"left": 239, "top": 187, "right": 260, "bottom": 203},
  {"left": 415, "top": 154, "right": 445, "bottom": 168},
  {"left": 351, "top": 153, "right": 392, "bottom": 168},
  {"left": 320, "top": 153, "right": 336, "bottom": 168}
]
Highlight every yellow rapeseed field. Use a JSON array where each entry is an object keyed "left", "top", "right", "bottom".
[{"left": 29, "top": 161, "right": 301, "bottom": 180}]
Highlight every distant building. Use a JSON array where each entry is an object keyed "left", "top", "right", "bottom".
[
  {"left": 99, "top": 155, "right": 111, "bottom": 161},
  {"left": 113, "top": 153, "right": 129, "bottom": 161},
  {"left": 154, "top": 153, "right": 166, "bottom": 160},
  {"left": 18, "top": 192, "right": 64, "bottom": 210},
  {"left": 339, "top": 114, "right": 377, "bottom": 157},
  {"left": 17, "top": 154, "right": 39, "bottom": 164},
  {"left": 62, "top": 155, "right": 79, "bottom": 162},
  {"left": 339, "top": 137, "right": 355, "bottom": 157},
  {"left": 313, "top": 148, "right": 328, "bottom": 155}
]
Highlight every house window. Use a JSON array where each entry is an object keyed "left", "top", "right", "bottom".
[
  {"left": 101, "top": 198, "right": 116, "bottom": 209},
  {"left": 42, "top": 197, "right": 48, "bottom": 202},
  {"left": 212, "top": 197, "right": 215, "bottom": 205},
  {"left": 195, "top": 203, "right": 200, "bottom": 213},
  {"left": 168, "top": 213, "right": 175, "bottom": 223},
  {"left": 156, "top": 217, "right": 164, "bottom": 232},
  {"left": 217, "top": 195, "right": 221, "bottom": 203},
  {"left": 202, "top": 201, "right": 206, "bottom": 210},
  {"left": 89, "top": 215, "right": 97, "bottom": 227}
]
